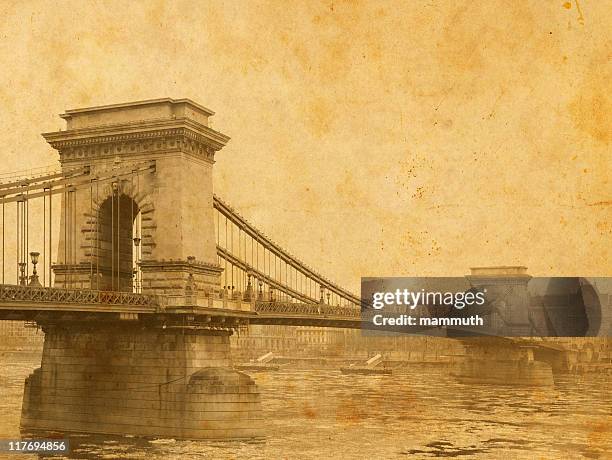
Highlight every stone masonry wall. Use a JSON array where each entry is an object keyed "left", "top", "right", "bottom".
[{"left": 21, "top": 324, "right": 263, "bottom": 439}]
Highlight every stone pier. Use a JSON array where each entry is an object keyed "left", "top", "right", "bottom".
[
  {"left": 21, "top": 322, "right": 263, "bottom": 439},
  {"left": 453, "top": 337, "right": 555, "bottom": 386}
]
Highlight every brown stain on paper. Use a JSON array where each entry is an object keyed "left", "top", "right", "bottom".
[{"left": 569, "top": 48, "right": 612, "bottom": 145}]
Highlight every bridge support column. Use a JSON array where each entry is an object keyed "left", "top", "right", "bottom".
[
  {"left": 453, "top": 337, "right": 554, "bottom": 386},
  {"left": 21, "top": 322, "right": 263, "bottom": 439}
]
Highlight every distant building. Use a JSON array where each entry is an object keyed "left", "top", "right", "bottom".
[
  {"left": 230, "top": 324, "right": 465, "bottom": 360},
  {"left": 231, "top": 325, "right": 298, "bottom": 357},
  {"left": 0, "top": 321, "right": 44, "bottom": 350},
  {"left": 231, "top": 325, "right": 350, "bottom": 357}
]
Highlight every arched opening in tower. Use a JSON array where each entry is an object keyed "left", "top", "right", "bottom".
[{"left": 95, "top": 193, "right": 140, "bottom": 292}]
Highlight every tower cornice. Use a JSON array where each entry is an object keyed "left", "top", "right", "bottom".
[
  {"left": 43, "top": 117, "right": 230, "bottom": 150},
  {"left": 43, "top": 120, "right": 230, "bottom": 164}
]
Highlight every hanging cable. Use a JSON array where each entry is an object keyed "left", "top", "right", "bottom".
[
  {"left": 117, "top": 186, "right": 120, "bottom": 291},
  {"left": 22, "top": 194, "right": 27, "bottom": 282},
  {"left": 89, "top": 180, "right": 93, "bottom": 288},
  {"left": 131, "top": 172, "right": 134, "bottom": 293},
  {"left": 216, "top": 210, "right": 220, "bottom": 266},
  {"left": 136, "top": 172, "right": 140, "bottom": 292},
  {"left": 69, "top": 188, "right": 73, "bottom": 286},
  {"left": 25, "top": 189, "right": 29, "bottom": 280},
  {"left": 72, "top": 188, "right": 76, "bottom": 287},
  {"left": 16, "top": 199, "right": 19, "bottom": 284},
  {"left": 48, "top": 185, "right": 52, "bottom": 287},
  {"left": 111, "top": 185, "right": 115, "bottom": 291},
  {"left": 65, "top": 188, "right": 68, "bottom": 287},
  {"left": 1, "top": 194, "right": 4, "bottom": 285},
  {"left": 68, "top": 188, "right": 72, "bottom": 287},
  {"left": 224, "top": 215, "right": 228, "bottom": 290},
  {"left": 95, "top": 181, "right": 99, "bottom": 290},
  {"left": 70, "top": 188, "right": 74, "bottom": 286},
  {"left": 43, "top": 189, "right": 46, "bottom": 286},
  {"left": 63, "top": 188, "right": 67, "bottom": 287},
  {"left": 230, "top": 220, "right": 234, "bottom": 291}
]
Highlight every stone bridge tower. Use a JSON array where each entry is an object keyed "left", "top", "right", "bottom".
[
  {"left": 22, "top": 100, "right": 263, "bottom": 440},
  {"left": 43, "top": 98, "right": 228, "bottom": 295}
]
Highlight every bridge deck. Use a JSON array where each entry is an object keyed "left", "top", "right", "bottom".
[
  {"left": 0, "top": 285, "right": 571, "bottom": 350},
  {"left": 0, "top": 284, "right": 362, "bottom": 328}
]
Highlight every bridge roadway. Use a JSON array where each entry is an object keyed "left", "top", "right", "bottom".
[
  {"left": 0, "top": 284, "right": 363, "bottom": 329},
  {"left": 0, "top": 284, "right": 463, "bottom": 332},
  {"left": 0, "top": 285, "right": 565, "bottom": 353}
]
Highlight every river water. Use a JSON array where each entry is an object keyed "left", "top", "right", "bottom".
[{"left": 1, "top": 354, "right": 610, "bottom": 459}]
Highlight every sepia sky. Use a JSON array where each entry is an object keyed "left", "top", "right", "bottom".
[{"left": 0, "top": 1, "right": 610, "bottom": 292}]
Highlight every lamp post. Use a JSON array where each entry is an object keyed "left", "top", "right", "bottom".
[{"left": 28, "top": 252, "right": 41, "bottom": 287}]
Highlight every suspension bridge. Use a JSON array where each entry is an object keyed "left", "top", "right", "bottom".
[
  {"left": 0, "top": 104, "right": 362, "bottom": 331},
  {"left": 0, "top": 98, "right": 591, "bottom": 440},
  {"left": 0, "top": 98, "right": 373, "bottom": 440}
]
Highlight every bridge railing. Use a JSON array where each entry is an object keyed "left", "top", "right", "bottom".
[
  {"left": 0, "top": 284, "right": 155, "bottom": 307},
  {"left": 254, "top": 301, "right": 360, "bottom": 318}
]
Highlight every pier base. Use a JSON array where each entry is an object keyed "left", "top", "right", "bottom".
[
  {"left": 452, "top": 338, "right": 555, "bottom": 386},
  {"left": 21, "top": 323, "right": 263, "bottom": 439},
  {"left": 453, "top": 358, "right": 554, "bottom": 386}
]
